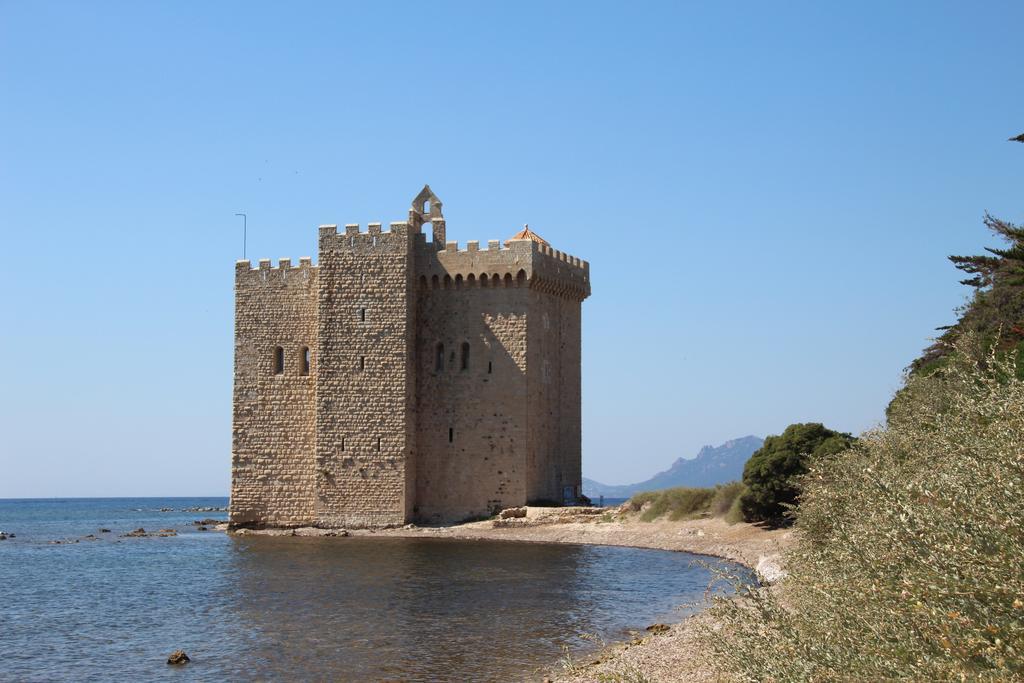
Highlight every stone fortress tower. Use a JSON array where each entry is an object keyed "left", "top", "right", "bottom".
[{"left": 230, "top": 186, "right": 591, "bottom": 528}]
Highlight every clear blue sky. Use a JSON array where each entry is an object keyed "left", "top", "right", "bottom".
[{"left": 1, "top": 1, "right": 1021, "bottom": 497}]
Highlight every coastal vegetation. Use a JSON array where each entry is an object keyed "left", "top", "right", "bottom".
[
  {"left": 739, "top": 423, "right": 854, "bottom": 528},
  {"left": 625, "top": 424, "right": 852, "bottom": 529},
  {"left": 907, "top": 211, "right": 1024, "bottom": 381},
  {"left": 627, "top": 482, "right": 744, "bottom": 523},
  {"left": 703, "top": 343, "right": 1024, "bottom": 680},
  {"left": 698, "top": 169, "right": 1024, "bottom": 679}
]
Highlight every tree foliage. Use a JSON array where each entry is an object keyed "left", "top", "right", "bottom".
[
  {"left": 739, "top": 423, "right": 853, "bottom": 527},
  {"left": 911, "top": 137, "right": 1024, "bottom": 377},
  {"left": 909, "top": 212, "right": 1024, "bottom": 384}
]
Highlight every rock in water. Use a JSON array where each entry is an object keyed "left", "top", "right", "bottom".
[{"left": 167, "top": 650, "right": 190, "bottom": 665}]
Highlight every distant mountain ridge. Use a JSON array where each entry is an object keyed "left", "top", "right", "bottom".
[{"left": 583, "top": 435, "right": 764, "bottom": 499}]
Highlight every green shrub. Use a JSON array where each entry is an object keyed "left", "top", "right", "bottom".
[
  {"left": 710, "top": 481, "right": 745, "bottom": 517},
  {"left": 739, "top": 423, "right": 853, "bottom": 527},
  {"left": 723, "top": 493, "right": 744, "bottom": 524},
  {"left": 703, "top": 344, "right": 1024, "bottom": 680},
  {"left": 644, "top": 487, "right": 714, "bottom": 521},
  {"left": 628, "top": 483, "right": 744, "bottom": 522},
  {"left": 626, "top": 490, "right": 655, "bottom": 512}
]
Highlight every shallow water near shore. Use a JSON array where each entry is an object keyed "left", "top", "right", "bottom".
[{"left": 0, "top": 498, "right": 751, "bottom": 682}]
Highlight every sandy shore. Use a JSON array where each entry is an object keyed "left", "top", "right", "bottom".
[{"left": 235, "top": 507, "right": 792, "bottom": 682}]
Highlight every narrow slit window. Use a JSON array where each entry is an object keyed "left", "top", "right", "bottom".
[
  {"left": 273, "top": 346, "right": 284, "bottom": 375},
  {"left": 488, "top": 361, "right": 493, "bottom": 374},
  {"left": 448, "top": 427, "right": 453, "bottom": 443},
  {"left": 435, "top": 343, "right": 444, "bottom": 372},
  {"left": 359, "top": 356, "right": 365, "bottom": 371},
  {"left": 359, "top": 307, "right": 366, "bottom": 322},
  {"left": 376, "top": 437, "right": 381, "bottom": 452},
  {"left": 341, "top": 437, "right": 345, "bottom": 452},
  {"left": 460, "top": 342, "right": 470, "bottom": 371},
  {"left": 300, "top": 346, "right": 310, "bottom": 375}
]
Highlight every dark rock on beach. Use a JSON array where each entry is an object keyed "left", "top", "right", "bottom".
[{"left": 122, "top": 528, "right": 148, "bottom": 538}]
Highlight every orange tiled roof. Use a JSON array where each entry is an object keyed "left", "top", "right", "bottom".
[{"left": 506, "top": 224, "right": 549, "bottom": 247}]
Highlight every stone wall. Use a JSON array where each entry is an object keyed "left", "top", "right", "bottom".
[
  {"left": 231, "top": 258, "right": 318, "bottom": 527},
  {"left": 413, "top": 276, "right": 530, "bottom": 523},
  {"left": 313, "top": 223, "right": 416, "bottom": 528},
  {"left": 525, "top": 289, "right": 583, "bottom": 504},
  {"left": 411, "top": 237, "right": 588, "bottom": 522}
]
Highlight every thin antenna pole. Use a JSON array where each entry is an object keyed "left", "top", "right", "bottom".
[{"left": 235, "top": 213, "right": 247, "bottom": 259}]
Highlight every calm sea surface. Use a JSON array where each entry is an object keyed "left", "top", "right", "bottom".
[{"left": 0, "top": 498, "right": 749, "bottom": 682}]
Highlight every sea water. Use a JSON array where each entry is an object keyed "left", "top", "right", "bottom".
[{"left": 0, "top": 498, "right": 749, "bottom": 682}]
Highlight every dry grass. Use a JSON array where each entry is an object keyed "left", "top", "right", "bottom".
[{"left": 628, "top": 482, "right": 746, "bottom": 523}]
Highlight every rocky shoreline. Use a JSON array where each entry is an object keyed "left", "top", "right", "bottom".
[{"left": 231, "top": 506, "right": 792, "bottom": 682}]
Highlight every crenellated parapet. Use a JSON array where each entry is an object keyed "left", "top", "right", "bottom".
[
  {"left": 235, "top": 256, "right": 317, "bottom": 286},
  {"left": 531, "top": 242, "right": 591, "bottom": 301},
  {"left": 415, "top": 236, "right": 590, "bottom": 301},
  {"left": 317, "top": 221, "right": 415, "bottom": 255}
]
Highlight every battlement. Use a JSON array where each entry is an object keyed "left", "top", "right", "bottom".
[
  {"left": 536, "top": 243, "right": 589, "bottom": 272},
  {"left": 315, "top": 221, "right": 417, "bottom": 254},
  {"left": 415, "top": 236, "right": 590, "bottom": 300},
  {"left": 532, "top": 241, "right": 591, "bottom": 300},
  {"left": 416, "top": 234, "right": 588, "bottom": 270},
  {"left": 235, "top": 256, "right": 316, "bottom": 275},
  {"left": 317, "top": 221, "right": 414, "bottom": 238}
]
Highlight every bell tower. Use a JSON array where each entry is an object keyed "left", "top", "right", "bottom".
[{"left": 409, "top": 184, "right": 445, "bottom": 248}]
